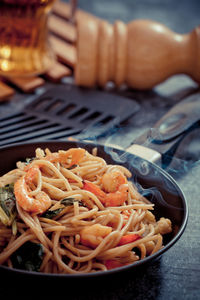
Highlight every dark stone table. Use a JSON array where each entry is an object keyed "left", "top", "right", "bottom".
[{"left": 0, "top": 0, "right": 200, "bottom": 299}]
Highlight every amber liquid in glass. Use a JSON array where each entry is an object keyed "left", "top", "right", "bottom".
[{"left": 0, "top": 0, "right": 56, "bottom": 77}]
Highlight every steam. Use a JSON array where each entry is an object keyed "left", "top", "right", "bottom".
[{"left": 73, "top": 122, "right": 199, "bottom": 212}]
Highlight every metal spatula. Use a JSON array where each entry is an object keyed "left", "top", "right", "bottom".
[{"left": 0, "top": 84, "right": 140, "bottom": 147}]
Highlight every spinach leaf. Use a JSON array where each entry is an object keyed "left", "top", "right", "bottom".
[
  {"left": 0, "top": 184, "right": 16, "bottom": 226},
  {"left": 0, "top": 183, "right": 14, "bottom": 199},
  {"left": 61, "top": 197, "right": 84, "bottom": 207},
  {"left": 42, "top": 197, "right": 84, "bottom": 219},
  {"left": 42, "top": 208, "right": 63, "bottom": 219},
  {"left": 11, "top": 241, "right": 44, "bottom": 272},
  {"left": 61, "top": 197, "right": 78, "bottom": 206}
]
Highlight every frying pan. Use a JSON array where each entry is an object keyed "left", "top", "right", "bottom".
[{"left": 0, "top": 139, "right": 188, "bottom": 281}]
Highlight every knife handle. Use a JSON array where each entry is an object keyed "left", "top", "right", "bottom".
[{"left": 75, "top": 18, "right": 200, "bottom": 90}]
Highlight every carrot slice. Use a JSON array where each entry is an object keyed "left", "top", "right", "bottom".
[
  {"left": 83, "top": 181, "right": 106, "bottom": 203},
  {"left": 118, "top": 234, "right": 141, "bottom": 246}
]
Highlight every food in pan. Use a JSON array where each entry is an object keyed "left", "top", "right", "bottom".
[{"left": 0, "top": 147, "right": 172, "bottom": 274}]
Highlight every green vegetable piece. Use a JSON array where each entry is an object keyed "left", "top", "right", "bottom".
[
  {"left": 61, "top": 197, "right": 84, "bottom": 207},
  {"left": 0, "top": 184, "right": 16, "bottom": 226},
  {"left": 42, "top": 208, "right": 63, "bottom": 219},
  {"left": 61, "top": 197, "right": 77, "bottom": 206},
  {"left": 42, "top": 197, "right": 84, "bottom": 219},
  {"left": 11, "top": 241, "right": 44, "bottom": 272}
]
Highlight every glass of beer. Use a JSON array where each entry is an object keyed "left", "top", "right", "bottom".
[{"left": 0, "top": 0, "right": 57, "bottom": 77}]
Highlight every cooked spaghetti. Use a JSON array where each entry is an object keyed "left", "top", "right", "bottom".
[{"left": 0, "top": 146, "right": 172, "bottom": 274}]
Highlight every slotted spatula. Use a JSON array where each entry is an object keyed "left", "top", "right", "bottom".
[{"left": 0, "top": 84, "right": 140, "bottom": 147}]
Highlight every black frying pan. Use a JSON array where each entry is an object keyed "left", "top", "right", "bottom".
[{"left": 0, "top": 140, "right": 188, "bottom": 281}]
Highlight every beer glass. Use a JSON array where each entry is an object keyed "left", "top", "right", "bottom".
[{"left": 0, "top": 0, "right": 57, "bottom": 77}]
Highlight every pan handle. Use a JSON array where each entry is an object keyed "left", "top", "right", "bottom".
[
  {"left": 150, "top": 92, "right": 200, "bottom": 142},
  {"left": 123, "top": 93, "right": 200, "bottom": 165},
  {"left": 101, "top": 142, "right": 162, "bottom": 164},
  {"left": 125, "top": 144, "right": 161, "bottom": 164}
]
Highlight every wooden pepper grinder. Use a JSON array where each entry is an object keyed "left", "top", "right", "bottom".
[{"left": 75, "top": 18, "right": 200, "bottom": 89}]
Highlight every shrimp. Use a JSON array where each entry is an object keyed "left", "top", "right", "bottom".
[
  {"left": 155, "top": 217, "right": 172, "bottom": 235},
  {"left": 104, "top": 184, "right": 129, "bottom": 207},
  {"left": 101, "top": 171, "right": 128, "bottom": 206},
  {"left": 101, "top": 171, "right": 127, "bottom": 193},
  {"left": 24, "top": 165, "right": 39, "bottom": 186},
  {"left": 83, "top": 174, "right": 129, "bottom": 207},
  {"left": 14, "top": 165, "right": 51, "bottom": 214},
  {"left": 80, "top": 224, "right": 112, "bottom": 248},
  {"left": 44, "top": 148, "right": 85, "bottom": 167}
]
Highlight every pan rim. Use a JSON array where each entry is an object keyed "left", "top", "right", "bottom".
[{"left": 0, "top": 140, "right": 188, "bottom": 279}]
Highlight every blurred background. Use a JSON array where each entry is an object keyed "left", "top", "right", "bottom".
[{"left": 76, "top": 0, "right": 199, "bottom": 33}]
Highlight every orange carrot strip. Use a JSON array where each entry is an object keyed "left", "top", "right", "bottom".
[
  {"left": 118, "top": 234, "right": 141, "bottom": 246},
  {"left": 83, "top": 181, "right": 106, "bottom": 203}
]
